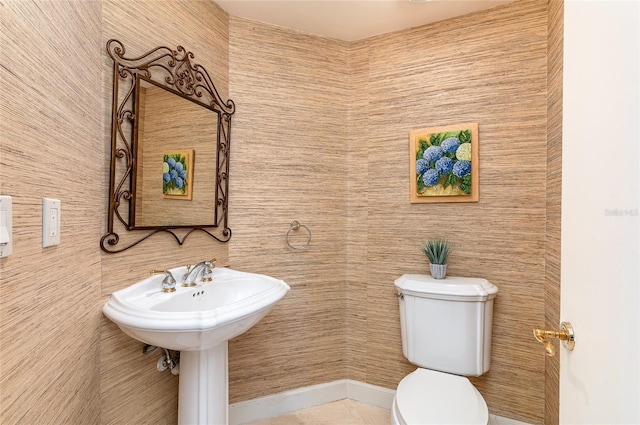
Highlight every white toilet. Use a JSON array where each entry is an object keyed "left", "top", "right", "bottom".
[{"left": 392, "top": 274, "right": 498, "bottom": 425}]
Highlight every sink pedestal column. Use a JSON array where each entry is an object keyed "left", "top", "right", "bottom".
[{"left": 178, "top": 342, "right": 228, "bottom": 425}]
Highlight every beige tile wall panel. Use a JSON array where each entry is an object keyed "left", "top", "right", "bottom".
[
  {"left": 0, "top": 1, "right": 102, "bottom": 424},
  {"left": 100, "top": 2, "right": 230, "bottom": 423},
  {"left": 101, "top": 1, "right": 228, "bottom": 284},
  {"left": 346, "top": 39, "right": 372, "bottom": 384},
  {"left": 100, "top": 318, "right": 179, "bottom": 425},
  {"left": 1, "top": 1, "right": 560, "bottom": 423},
  {"left": 545, "top": 0, "right": 563, "bottom": 423},
  {"left": 101, "top": 0, "right": 231, "bottom": 295},
  {"left": 228, "top": 17, "right": 351, "bottom": 402},
  {"left": 228, "top": 0, "right": 550, "bottom": 422},
  {"left": 353, "top": 1, "right": 547, "bottom": 423}
]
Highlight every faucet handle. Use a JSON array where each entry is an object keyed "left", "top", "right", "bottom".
[
  {"left": 150, "top": 270, "right": 177, "bottom": 293},
  {"left": 200, "top": 259, "right": 216, "bottom": 283},
  {"left": 197, "top": 259, "right": 217, "bottom": 283}
]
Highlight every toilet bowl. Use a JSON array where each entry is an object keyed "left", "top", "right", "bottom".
[
  {"left": 393, "top": 274, "right": 498, "bottom": 425},
  {"left": 391, "top": 368, "right": 488, "bottom": 425}
]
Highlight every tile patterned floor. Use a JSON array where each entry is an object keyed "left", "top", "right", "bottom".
[
  {"left": 243, "top": 399, "right": 391, "bottom": 425},
  {"left": 241, "top": 399, "right": 524, "bottom": 425}
]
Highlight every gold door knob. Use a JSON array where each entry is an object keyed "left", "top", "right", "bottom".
[{"left": 533, "top": 321, "right": 575, "bottom": 356}]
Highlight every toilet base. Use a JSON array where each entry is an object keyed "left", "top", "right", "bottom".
[{"left": 391, "top": 396, "right": 401, "bottom": 425}]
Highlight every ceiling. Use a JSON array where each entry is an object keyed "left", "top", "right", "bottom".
[{"left": 215, "top": 0, "right": 516, "bottom": 42}]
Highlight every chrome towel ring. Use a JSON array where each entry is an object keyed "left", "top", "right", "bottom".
[{"left": 286, "top": 220, "right": 311, "bottom": 250}]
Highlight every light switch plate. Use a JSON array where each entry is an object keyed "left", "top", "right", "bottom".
[
  {"left": 0, "top": 195, "right": 12, "bottom": 258},
  {"left": 42, "top": 198, "right": 61, "bottom": 247}
]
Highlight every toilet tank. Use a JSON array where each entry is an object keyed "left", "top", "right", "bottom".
[{"left": 394, "top": 274, "right": 498, "bottom": 377}]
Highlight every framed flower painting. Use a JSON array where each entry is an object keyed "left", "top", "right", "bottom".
[
  {"left": 162, "top": 149, "right": 194, "bottom": 200},
  {"left": 409, "top": 123, "right": 479, "bottom": 203}
]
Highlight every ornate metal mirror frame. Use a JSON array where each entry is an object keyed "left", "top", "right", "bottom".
[{"left": 101, "top": 39, "right": 235, "bottom": 253}]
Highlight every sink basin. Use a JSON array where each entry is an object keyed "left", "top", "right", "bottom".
[
  {"left": 103, "top": 266, "right": 290, "bottom": 351},
  {"left": 103, "top": 266, "right": 290, "bottom": 425}
]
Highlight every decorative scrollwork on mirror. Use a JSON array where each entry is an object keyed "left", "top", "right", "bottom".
[{"left": 101, "top": 39, "right": 235, "bottom": 253}]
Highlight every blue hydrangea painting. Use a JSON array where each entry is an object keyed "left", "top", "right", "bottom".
[
  {"left": 162, "top": 149, "right": 194, "bottom": 200},
  {"left": 409, "top": 123, "right": 479, "bottom": 203}
]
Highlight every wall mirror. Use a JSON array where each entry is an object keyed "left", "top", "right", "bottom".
[{"left": 101, "top": 39, "right": 235, "bottom": 253}]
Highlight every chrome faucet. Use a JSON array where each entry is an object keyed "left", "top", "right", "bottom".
[{"left": 182, "top": 258, "right": 216, "bottom": 287}]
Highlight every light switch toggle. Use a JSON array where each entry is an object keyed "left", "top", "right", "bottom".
[
  {"left": 43, "top": 198, "right": 61, "bottom": 247},
  {"left": 0, "top": 211, "right": 9, "bottom": 244},
  {"left": 0, "top": 195, "right": 12, "bottom": 258}
]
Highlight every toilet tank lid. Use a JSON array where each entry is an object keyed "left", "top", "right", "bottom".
[{"left": 394, "top": 274, "right": 498, "bottom": 301}]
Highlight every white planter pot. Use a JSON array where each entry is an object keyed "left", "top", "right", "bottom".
[{"left": 430, "top": 264, "right": 447, "bottom": 279}]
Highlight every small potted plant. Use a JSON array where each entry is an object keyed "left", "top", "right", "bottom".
[{"left": 421, "top": 239, "right": 451, "bottom": 279}]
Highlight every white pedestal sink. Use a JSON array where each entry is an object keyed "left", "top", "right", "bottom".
[{"left": 103, "top": 266, "right": 290, "bottom": 425}]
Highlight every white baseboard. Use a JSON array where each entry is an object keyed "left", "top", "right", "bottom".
[
  {"left": 229, "top": 379, "right": 532, "bottom": 425},
  {"left": 229, "top": 379, "right": 395, "bottom": 425},
  {"left": 489, "top": 414, "right": 533, "bottom": 425},
  {"left": 345, "top": 380, "right": 396, "bottom": 409}
]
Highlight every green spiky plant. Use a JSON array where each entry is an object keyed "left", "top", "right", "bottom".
[{"left": 421, "top": 239, "right": 451, "bottom": 265}]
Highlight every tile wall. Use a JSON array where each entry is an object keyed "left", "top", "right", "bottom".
[
  {"left": 228, "top": 1, "right": 551, "bottom": 422},
  {"left": 0, "top": 1, "right": 559, "bottom": 424}
]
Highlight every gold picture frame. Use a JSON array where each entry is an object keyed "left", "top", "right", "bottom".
[
  {"left": 409, "top": 123, "right": 479, "bottom": 203},
  {"left": 162, "top": 149, "right": 194, "bottom": 200}
]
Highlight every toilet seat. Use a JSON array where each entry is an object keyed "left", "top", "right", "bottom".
[{"left": 392, "top": 368, "right": 488, "bottom": 425}]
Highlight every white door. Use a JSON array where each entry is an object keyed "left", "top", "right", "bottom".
[{"left": 561, "top": 1, "right": 639, "bottom": 423}]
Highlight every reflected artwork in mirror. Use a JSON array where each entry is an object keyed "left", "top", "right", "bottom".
[{"left": 101, "top": 40, "right": 235, "bottom": 253}]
